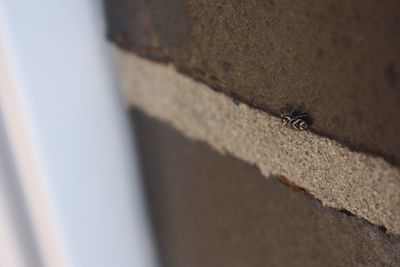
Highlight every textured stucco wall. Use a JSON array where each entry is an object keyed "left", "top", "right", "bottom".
[
  {"left": 104, "top": 0, "right": 400, "bottom": 265},
  {"left": 133, "top": 110, "right": 400, "bottom": 267},
  {"left": 105, "top": 0, "right": 400, "bottom": 166},
  {"left": 116, "top": 49, "right": 400, "bottom": 235}
]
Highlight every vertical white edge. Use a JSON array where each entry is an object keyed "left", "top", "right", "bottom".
[
  {"left": 0, "top": 1, "right": 158, "bottom": 266},
  {"left": 0, "top": 24, "right": 69, "bottom": 267}
]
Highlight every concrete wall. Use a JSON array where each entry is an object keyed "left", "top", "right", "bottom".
[
  {"left": 106, "top": 0, "right": 400, "bottom": 166},
  {"left": 104, "top": 0, "right": 400, "bottom": 266},
  {"left": 133, "top": 110, "right": 400, "bottom": 267}
]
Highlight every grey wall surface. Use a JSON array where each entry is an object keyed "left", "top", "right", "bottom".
[
  {"left": 106, "top": 0, "right": 400, "bottom": 166},
  {"left": 133, "top": 110, "right": 400, "bottom": 267}
]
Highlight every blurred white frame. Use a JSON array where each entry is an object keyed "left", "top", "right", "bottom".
[{"left": 0, "top": 1, "right": 158, "bottom": 267}]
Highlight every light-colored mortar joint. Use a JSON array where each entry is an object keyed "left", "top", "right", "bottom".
[{"left": 115, "top": 48, "right": 400, "bottom": 235}]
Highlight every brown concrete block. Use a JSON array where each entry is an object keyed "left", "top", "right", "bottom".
[
  {"left": 106, "top": 0, "right": 400, "bottom": 165},
  {"left": 132, "top": 110, "right": 400, "bottom": 267},
  {"left": 118, "top": 50, "right": 400, "bottom": 235}
]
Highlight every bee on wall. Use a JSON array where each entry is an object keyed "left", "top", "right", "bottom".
[{"left": 280, "top": 106, "right": 311, "bottom": 131}]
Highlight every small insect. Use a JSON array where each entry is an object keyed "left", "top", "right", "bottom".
[{"left": 280, "top": 106, "right": 310, "bottom": 130}]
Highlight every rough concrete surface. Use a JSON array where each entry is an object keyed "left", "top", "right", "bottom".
[
  {"left": 105, "top": 0, "right": 400, "bottom": 166},
  {"left": 116, "top": 49, "right": 400, "bottom": 235},
  {"left": 133, "top": 110, "right": 400, "bottom": 267}
]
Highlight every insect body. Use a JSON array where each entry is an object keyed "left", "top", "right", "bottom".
[{"left": 280, "top": 107, "right": 309, "bottom": 130}]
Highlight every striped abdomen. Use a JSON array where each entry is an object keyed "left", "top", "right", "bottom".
[
  {"left": 281, "top": 115, "right": 308, "bottom": 130},
  {"left": 288, "top": 117, "right": 308, "bottom": 130}
]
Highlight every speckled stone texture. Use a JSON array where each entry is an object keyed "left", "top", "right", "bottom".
[
  {"left": 105, "top": 0, "right": 400, "bottom": 166},
  {"left": 116, "top": 50, "right": 400, "bottom": 235},
  {"left": 133, "top": 110, "right": 400, "bottom": 267}
]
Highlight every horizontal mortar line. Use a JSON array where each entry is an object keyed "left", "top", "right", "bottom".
[
  {"left": 115, "top": 47, "right": 400, "bottom": 236},
  {"left": 113, "top": 43, "right": 399, "bottom": 168}
]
